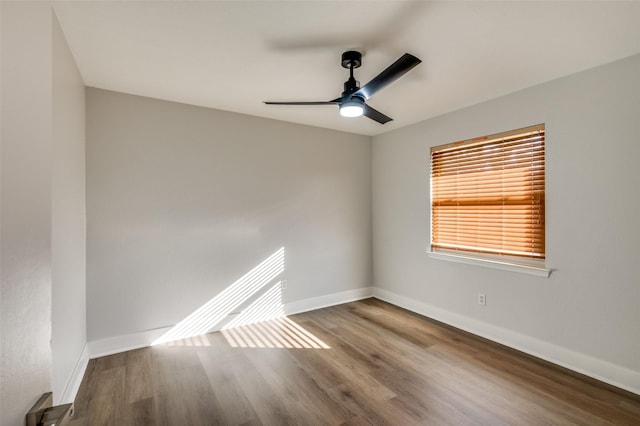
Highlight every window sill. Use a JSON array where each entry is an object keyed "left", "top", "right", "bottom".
[{"left": 427, "top": 250, "right": 551, "bottom": 278}]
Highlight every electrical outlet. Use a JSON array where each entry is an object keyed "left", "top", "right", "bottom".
[
  {"left": 281, "top": 280, "right": 287, "bottom": 290},
  {"left": 478, "top": 293, "right": 486, "bottom": 307}
]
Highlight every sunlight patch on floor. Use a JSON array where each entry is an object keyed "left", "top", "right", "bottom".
[{"left": 222, "top": 317, "right": 330, "bottom": 349}]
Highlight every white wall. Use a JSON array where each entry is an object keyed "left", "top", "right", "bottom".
[
  {"left": 51, "top": 13, "right": 86, "bottom": 404},
  {"left": 86, "top": 88, "right": 371, "bottom": 342},
  {"left": 372, "top": 54, "right": 640, "bottom": 392},
  {"left": 1, "top": 2, "right": 53, "bottom": 424}
]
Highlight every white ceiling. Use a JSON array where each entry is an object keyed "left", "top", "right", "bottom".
[{"left": 53, "top": 1, "right": 640, "bottom": 136}]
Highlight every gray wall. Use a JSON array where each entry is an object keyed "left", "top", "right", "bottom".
[
  {"left": 0, "top": 5, "right": 86, "bottom": 422},
  {"left": 372, "top": 54, "right": 640, "bottom": 392},
  {"left": 52, "top": 13, "right": 86, "bottom": 404},
  {"left": 1, "top": 3, "right": 53, "bottom": 425},
  {"left": 86, "top": 88, "right": 372, "bottom": 341}
]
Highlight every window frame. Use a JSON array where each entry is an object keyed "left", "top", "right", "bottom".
[{"left": 428, "top": 124, "right": 550, "bottom": 277}]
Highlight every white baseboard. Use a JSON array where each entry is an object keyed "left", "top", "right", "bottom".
[
  {"left": 373, "top": 287, "right": 640, "bottom": 396},
  {"left": 57, "top": 344, "right": 89, "bottom": 405},
  {"left": 284, "top": 286, "right": 374, "bottom": 316},
  {"left": 87, "top": 326, "right": 171, "bottom": 358},
  {"left": 87, "top": 286, "right": 374, "bottom": 358}
]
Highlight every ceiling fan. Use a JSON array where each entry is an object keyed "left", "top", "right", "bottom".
[{"left": 264, "top": 51, "right": 421, "bottom": 124}]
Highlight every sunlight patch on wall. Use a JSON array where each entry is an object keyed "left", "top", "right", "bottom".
[{"left": 152, "top": 247, "right": 285, "bottom": 345}]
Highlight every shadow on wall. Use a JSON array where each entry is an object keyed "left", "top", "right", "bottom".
[{"left": 152, "top": 247, "right": 330, "bottom": 349}]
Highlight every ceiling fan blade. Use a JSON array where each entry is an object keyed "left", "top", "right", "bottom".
[
  {"left": 353, "top": 53, "right": 421, "bottom": 100},
  {"left": 264, "top": 101, "right": 338, "bottom": 105},
  {"left": 363, "top": 104, "right": 393, "bottom": 124}
]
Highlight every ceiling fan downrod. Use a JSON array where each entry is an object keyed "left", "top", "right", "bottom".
[{"left": 341, "top": 50, "right": 362, "bottom": 97}]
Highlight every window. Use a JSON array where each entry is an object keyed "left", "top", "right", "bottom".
[{"left": 430, "top": 124, "right": 545, "bottom": 271}]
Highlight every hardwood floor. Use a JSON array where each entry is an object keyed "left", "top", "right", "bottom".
[{"left": 71, "top": 299, "right": 640, "bottom": 425}]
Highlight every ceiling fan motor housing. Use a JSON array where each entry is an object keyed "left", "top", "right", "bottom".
[{"left": 343, "top": 81, "right": 360, "bottom": 97}]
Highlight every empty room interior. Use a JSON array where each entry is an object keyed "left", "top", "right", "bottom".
[{"left": 3, "top": 1, "right": 640, "bottom": 424}]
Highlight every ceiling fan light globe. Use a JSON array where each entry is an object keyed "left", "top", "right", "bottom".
[{"left": 340, "top": 102, "right": 364, "bottom": 118}]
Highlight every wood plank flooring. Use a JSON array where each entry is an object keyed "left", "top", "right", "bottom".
[{"left": 70, "top": 299, "right": 640, "bottom": 425}]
